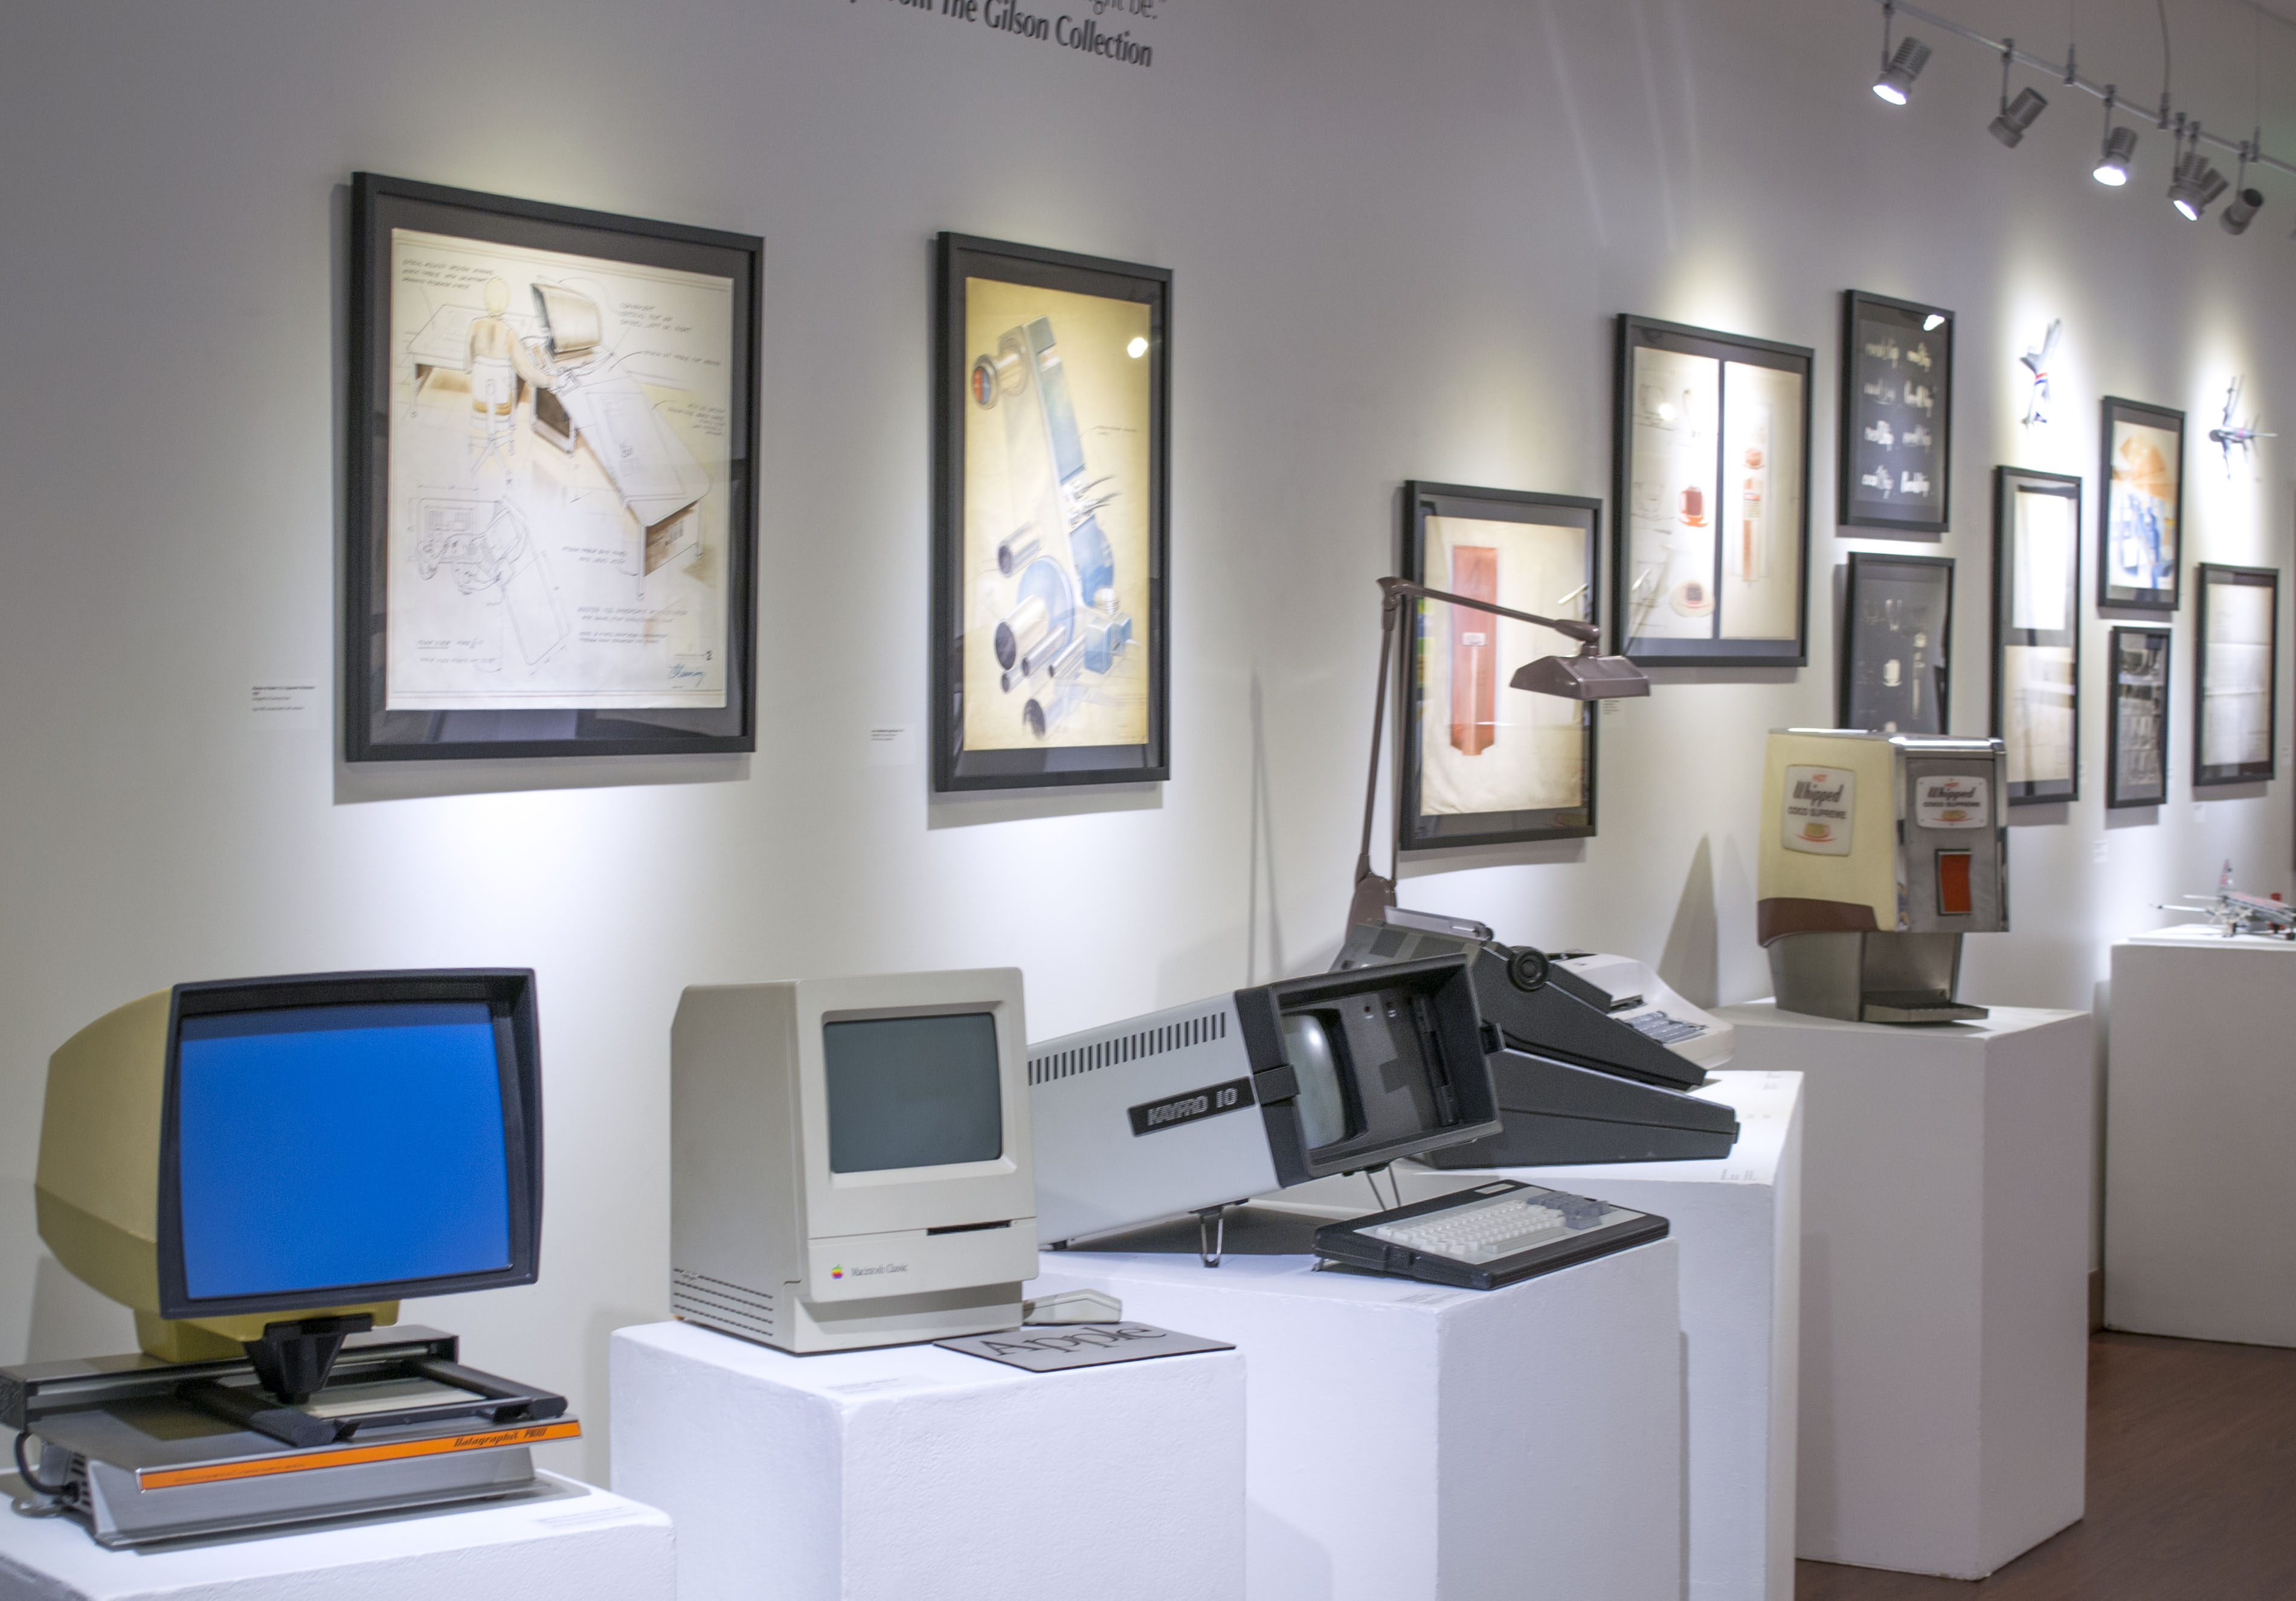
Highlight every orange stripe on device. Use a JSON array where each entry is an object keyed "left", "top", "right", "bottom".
[{"left": 138, "top": 1419, "right": 581, "bottom": 1490}]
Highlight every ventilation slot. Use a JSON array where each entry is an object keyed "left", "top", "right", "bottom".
[
  {"left": 673, "top": 1268, "right": 776, "bottom": 1341},
  {"left": 1027, "top": 1009, "right": 1229, "bottom": 1085}
]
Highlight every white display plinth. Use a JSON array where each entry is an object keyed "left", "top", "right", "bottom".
[
  {"left": 1718, "top": 1002, "right": 2091, "bottom": 1582},
  {"left": 0, "top": 1472, "right": 671, "bottom": 1601},
  {"left": 610, "top": 1320, "right": 1244, "bottom": 1601},
  {"left": 1036, "top": 1238, "right": 1682, "bottom": 1601},
  {"left": 2107, "top": 926, "right": 2296, "bottom": 1344},
  {"left": 1358, "top": 1070, "right": 1802, "bottom": 1601}
]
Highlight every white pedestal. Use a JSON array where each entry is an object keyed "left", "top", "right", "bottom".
[
  {"left": 0, "top": 1474, "right": 671, "bottom": 1601},
  {"left": 1368, "top": 1071, "right": 1802, "bottom": 1601},
  {"left": 2106, "top": 926, "right": 2296, "bottom": 1344},
  {"left": 1036, "top": 1238, "right": 1683, "bottom": 1601},
  {"left": 610, "top": 1320, "right": 1244, "bottom": 1601},
  {"left": 1718, "top": 1003, "right": 2091, "bottom": 1581}
]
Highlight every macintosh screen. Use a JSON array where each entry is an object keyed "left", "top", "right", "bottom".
[
  {"left": 823, "top": 1012, "right": 1003, "bottom": 1173},
  {"left": 175, "top": 1001, "right": 514, "bottom": 1299}
]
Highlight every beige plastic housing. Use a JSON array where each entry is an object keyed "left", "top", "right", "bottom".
[{"left": 35, "top": 989, "right": 394, "bottom": 1362}]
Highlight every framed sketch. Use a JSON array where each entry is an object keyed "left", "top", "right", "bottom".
[
  {"left": 2195, "top": 563, "right": 2279, "bottom": 786},
  {"left": 347, "top": 173, "right": 762, "bottom": 762},
  {"left": 2108, "top": 626, "right": 2172, "bottom": 807},
  {"left": 1398, "top": 483, "right": 1599, "bottom": 850},
  {"left": 1839, "top": 291, "right": 1953, "bottom": 537},
  {"left": 1991, "top": 467, "right": 2081, "bottom": 803},
  {"left": 2100, "top": 396, "right": 2184, "bottom": 611},
  {"left": 933, "top": 234, "right": 1169, "bottom": 791},
  {"left": 1841, "top": 551, "right": 1952, "bottom": 734},
  {"left": 1613, "top": 315, "right": 1812, "bottom": 666}
]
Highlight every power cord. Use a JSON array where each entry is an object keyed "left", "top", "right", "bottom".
[{"left": 13, "top": 1430, "right": 72, "bottom": 1497}]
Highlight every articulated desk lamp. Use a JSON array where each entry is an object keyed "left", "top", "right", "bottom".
[{"left": 1331, "top": 577, "right": 1742, "bottom": 1167}]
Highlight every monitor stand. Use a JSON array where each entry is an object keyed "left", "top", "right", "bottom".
[{"left": 3, "top": 1325, "right": 577, "bottom": 1548}]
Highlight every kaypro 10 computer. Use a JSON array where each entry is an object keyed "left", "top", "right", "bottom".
[
  {"left": 5, "top": 969, "right": 570, "bottom": 1548},
  {"left": 670, "top": 969, "right": 1037, "bottom": 1353}
]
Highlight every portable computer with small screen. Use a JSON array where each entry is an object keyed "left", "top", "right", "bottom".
[{"left": 7, "top": 969, "right": 571, "bottom": 1548}]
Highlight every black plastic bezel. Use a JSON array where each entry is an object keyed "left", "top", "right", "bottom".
[{"left": 156, "top": 968, "right": 543, "bottom": 1321}]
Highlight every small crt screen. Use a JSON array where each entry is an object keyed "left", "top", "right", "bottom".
[
  {"left": 822, "top": 1012, "right": 1003, "bottom": 1174},
  {"left": 176, "top": 1002, "right": 513, "bottom": 1300}
]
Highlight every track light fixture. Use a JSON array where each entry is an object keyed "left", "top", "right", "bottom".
[
  {"left": 1989, "top": 42, "right": 2047, "bottom": 146},
  {"left": 2169, "top": 126, "right": 2228, "bottom": 220},
  {"left": 2221, "top": 187, "right": 2265, "bottom": 234},
  {"left": 1873, "top": 5, "right": 1929, "bottom": 106},
  {"left": 2094, "top": 86, "right": 2137, "bottom": 186}
]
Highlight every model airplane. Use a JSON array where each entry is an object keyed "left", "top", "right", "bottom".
[
  {"left": 2020, "top": 320, "right": 2060, "bottom": 426},
  {"left": 2160, "top": 860, "right": 2296, "bottom": 938},
  {"left": 2207, "top": 376, "right": 2272, "bottom": 470}
]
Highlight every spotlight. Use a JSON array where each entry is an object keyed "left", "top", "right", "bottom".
[
  {"left": 1990, "top": 86, "right": 2048, "bottom": 147},
  {"left": 1873, "top": 36, "right": 1931, "bottom": 105},
  {"left": 2221, "top": 188, "right": 2265, "bottom": 234},
  {"left": 2170, "top": 154, "right": 2226, "bottom": 220},
  {"left": 2094, "top": 125, "right": 2138, "bottom": 186}
]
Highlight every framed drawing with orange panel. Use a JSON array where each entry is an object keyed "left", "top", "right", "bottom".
[{"left": 1398, "top": 483, "right": 1600, "bottom": 851}]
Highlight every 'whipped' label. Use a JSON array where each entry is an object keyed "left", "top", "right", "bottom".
[
  {"left": 1915, "top": 775, "right": 1989, "bottom": 830},
  {"left": 1782, "top": 766, "right": 1854, "bottom": 856}
]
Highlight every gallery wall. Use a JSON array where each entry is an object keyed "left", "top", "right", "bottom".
[{"left": 2, "top": 0, "right": 2291, "bottom": 1479}]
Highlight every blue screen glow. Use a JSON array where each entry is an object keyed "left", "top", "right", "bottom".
[{"left": 176, "top": 1002, "right": 513, "bottom": 1300}]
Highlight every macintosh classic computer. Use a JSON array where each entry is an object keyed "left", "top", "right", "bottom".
[
  {"left": 6, "top": 969, "right": 571, "bottom": 1548},
  {"left": 670, "top": 969, "right": 1038, "bottom": 1353}
]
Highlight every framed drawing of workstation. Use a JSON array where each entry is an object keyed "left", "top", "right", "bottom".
[
  {"left": 1398, "top": 482, "right": 1601, "bottom": 850},
  {"left": 1991, "top": 467, "right": 2081, "bottom": 804},
  {"left": 932, "top": 233, "right": 1171, "bottom": 792},
  {"left": 1613, "top": 314, "right": 1813, "bottom": 667},
  {"left": 347, "top": 172, "right": 763, "bottom": 762}
]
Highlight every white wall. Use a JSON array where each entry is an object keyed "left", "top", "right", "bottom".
[{"left": 2, "top": 0, "right": 2291, "bottom": 1480}]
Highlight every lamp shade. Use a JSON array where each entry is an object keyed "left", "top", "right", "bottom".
[{"left": 1510, "top": 652, "right": 1651, "bottom": 700}]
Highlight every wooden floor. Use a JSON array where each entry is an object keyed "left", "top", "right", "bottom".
[{"left": 1796, "top": 1332, "right": 2296, "bottom": 1600}]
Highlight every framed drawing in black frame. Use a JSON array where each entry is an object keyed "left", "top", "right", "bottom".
[
  {"left": 1397, "top": 482, "right": 1600, "bottom": 851},
  {"left": 1839, "top": 290, "right": 1953, "bottom": 537},
  {"left": 1613, "top": 314, "right": 1812, "bottom": 667},
  {"left": 2100, "top": 396, "right": 2184, "bottom": 611},
  {"left": 347, "top": 173, "right": 762, "bottom": 762},
  {"left": 1991, "top": 467, "right": 2081, "bottom": 803},
  {"left": 1841, "top": 550, "right": 1952, "bottom": 734},
  {"left": 933, "top": 233, "right": 1169, "bottom": 792},
  {"left": 2194, "top": 562, "right": 2279, "bottom": 787},
  {"left": 2107, "top": 626, "right": 2172, "bottom": 808}
]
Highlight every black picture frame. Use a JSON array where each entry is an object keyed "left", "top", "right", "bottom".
[
  {"left": 2107, "top": 626, "right": 2172, "bottom": 808},
  {"left": 933, "top": 233, "right": 1170, "bottom": 792},
  {"left": 1841, "top": 551, "right": 1953, "bottom": 734},
  {"left": 1838, "top": 291, "right": 1953, "bottom": 537},
  {"left": 347, "top": 173, "right": 762, "bottom": 762},
  {"left": 2193, "top": 563, "right": 2280, "bottom": 788},
  {"left": 1397, "top": 483, "right": 1600, "bottom": 851},
  {"left": 2099, "top": 396, "right": 2185, "bottom": 612},
  {"left": 1991, "top": 467, "right": 2082, "bottom": 804},
  {"left": 1613, "top": 314, "right": 1813, "bottom": 667}
]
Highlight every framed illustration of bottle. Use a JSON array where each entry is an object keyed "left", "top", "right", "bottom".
[
  {"left": 1840, "top": 550, "right": 1953, "bottom": 735},
  {"left": 1613, "top": 314, "right": 1812, "bottom": 667},
  {"left": 1398, "top": 482, "right": 1601, "bottom": 850}
]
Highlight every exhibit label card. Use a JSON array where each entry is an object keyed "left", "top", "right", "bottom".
[{"left": 937, "top": 1322, "right": 1235, "bottom": 1373}]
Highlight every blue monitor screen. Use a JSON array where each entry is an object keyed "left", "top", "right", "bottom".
[{"left": 176, "top": 1002, "right": 514, "bottom": 1301}]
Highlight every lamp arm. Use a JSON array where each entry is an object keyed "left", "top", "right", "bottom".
[{"left": 1376, "top": 577, "right": 1601, "bottom": 646}]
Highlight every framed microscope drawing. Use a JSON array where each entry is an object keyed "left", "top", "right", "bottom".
[
  {"left": 1838, "top": 290, "right": 1953, "bottom": 537},
  {"left": 2099, "top": 396, "right": 2184, "bottom": 611},
  {"left": 1841, "top": 550, "right": 1952, "bottom": 735},
  {"left": 2194, "top": 563, "right": 2278, "bottom": 788},
  {"left": 933, "top": 233, "right": 1170, "bottom": 792},
  {"left": 1991, "top": 467, "right": 2081, "bottom": 804},
  {"left": 2107, "top": 626, "right": 2172, "bottom": 808},
  {"left": 1398, "top": 483, "right": 1600, "bottom": 851},
  {"left": 1613, "top": 314, "right": 1812, "bottom": 667},
  {"left": 347, "top": 173, "right": 762, "bottom": 762}
]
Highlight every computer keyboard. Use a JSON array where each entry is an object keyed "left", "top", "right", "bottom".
[
  {"left": 1623, "top": 1009, "right": 1709, "bottom": 1047},
  {"left": 1314, "top": 1179, "right": 1668, "bottom": 1290}
]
